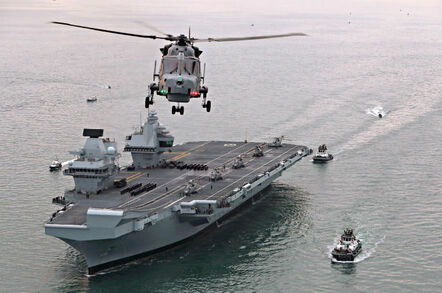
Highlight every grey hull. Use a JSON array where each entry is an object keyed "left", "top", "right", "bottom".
[
  {"left": 64, "top": 172, "right": 277, "bottom": 274},
  {"left": 46, "top": 139, "right": 311, "bottom": 274}
]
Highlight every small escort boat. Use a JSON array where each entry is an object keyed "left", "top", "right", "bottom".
[
  {"left": 49, "top": 159, "right": 62, "bottom": 171},
  {"left": 332, "top": 228, "right": 362, "bottom": 261},
  {"left": 312, "top": 144, "right": 333, "bottom": 163},
  {"left": 87, "top": 96, "right": 97, "bottom": 102}
]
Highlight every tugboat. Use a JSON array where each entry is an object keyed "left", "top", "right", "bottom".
[
  {"left": 87, "top": 96, "right": 97, "bottom": 102},
  {"left": 332, "top": 228, "right": 362, "bottom": 261},
  {"left": 312, "top": 144, "right": 333, "bottom": 163},
  {"left": 49, "top": 159, "right": 62, "bottom": 171}
]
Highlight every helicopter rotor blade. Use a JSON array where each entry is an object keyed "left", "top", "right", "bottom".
[
  {"left": 193, "top": 32, "right": 307, "bottom": 43},
  {"left": 133, "top": 20, "right": 174, "bottom": 38},
  {"left": 51, "top": 21, "right": 174, "bottom": 40}
]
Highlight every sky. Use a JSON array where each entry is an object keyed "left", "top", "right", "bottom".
[{"left": 0, "top": 0, "right": 441, "bottom": 15}]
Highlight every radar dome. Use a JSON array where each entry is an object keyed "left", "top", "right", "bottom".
[{"left": 107, "top": 146, "right": 116, "bottom": 155}]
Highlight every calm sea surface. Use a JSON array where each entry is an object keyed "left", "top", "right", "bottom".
[{"left": 0, "top": 1, "right": 441, "bottom": 292}]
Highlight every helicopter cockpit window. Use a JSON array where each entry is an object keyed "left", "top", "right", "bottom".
[
  {"left": 164, "top": 59, "right": 179, "bottom": 74},
  {"left": 183, "top": 60, "right": 200, "bottom": 75}
]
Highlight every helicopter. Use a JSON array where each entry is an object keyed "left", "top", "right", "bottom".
[{"left": 52, "top": 21, "right": 307, "bottom": 115}]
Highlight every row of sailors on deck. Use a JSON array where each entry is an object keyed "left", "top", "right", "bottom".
[{"left": 318, "top": 144, "right": 328, "bottom": 152}]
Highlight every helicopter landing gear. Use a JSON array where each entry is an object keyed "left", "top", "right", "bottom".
[
  {"left": 145, "top": 94, "right": 154, "bottom": 108},
  {"left": 200, "top": 86, "right": 211, "bottom": 112},
  {"left": 146, "top": 83, "right": 158, "bottom": 108},
  {"left": 202, "top": 98, "right": 211, "bottom": 112},
  {"left": 172, "top": 105, "right": 184, "bottom": 115},
  {"left": 202, "top": 100, "right": 211, "bottom": 112}
]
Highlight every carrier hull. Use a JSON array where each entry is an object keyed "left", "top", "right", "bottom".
[
  {"left": 69, "top": 179, "right": 275, "bottom": 274},
  {"left": 46, "top": 140, "right": 311, "bottom": 274}
]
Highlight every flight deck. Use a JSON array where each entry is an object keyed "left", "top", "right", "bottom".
[{"left": 51, "top": 141, "right": 306, "bottom": 226}]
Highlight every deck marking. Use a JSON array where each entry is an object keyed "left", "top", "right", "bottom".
[
  {"left": 127, "top": 172, "right": 146, "bottom": 182},
  {"left": 123, "top": 142, "right": 255, "bottom": 209},
  {"left": 207, "top": 146, "right": 299, "bottom": 199},
  {"left": 160, "top": 147, "right": 273, "bottom": 209},
  {"left": 118, "top": 141, "right": 212, "bottom": 208},
  {"left": 164, "top": 197, "right": 185, "bottom": 208},
  {"left": 144, "top": 144, "right": 270, "bottom": 210},
  {"left": 168, "top": 152, "right": 185, "bottom": 160},
  {"left": 204, "top": 142, "right": 252, "bottom": 165},
  {"left": 170, "top": 152, "right": 191, "bottom": 161},
  {"left": 125, "top": 172, "right": 141, "bottom": 181},
  {"left": 126, "top": 172, "right": 141, "bottom": 179}
]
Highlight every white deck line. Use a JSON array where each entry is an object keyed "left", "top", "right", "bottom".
[
  {"left": 122, "top": 142, "right": 256, "bottom": 209},
  {"left": 206, "top": 146, "right": 299, "bottom": 199},
  {"left": 117, "top": 141, "right": 213, "bottom": 208},
  {"left": 162, "top": 146, "right": 298, "bottom": 209},
  {"left": 45, "top": 224, "right": 88, "bottom": 229}
]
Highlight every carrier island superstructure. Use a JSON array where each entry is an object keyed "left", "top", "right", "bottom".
[{"left": 45, "top": 111, "right": 311, "bottom": 274}]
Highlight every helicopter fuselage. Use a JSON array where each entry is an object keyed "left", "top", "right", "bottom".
[
  {"left": 148, "top": 39, "right": 210, "bottom": 114},
  {"left": 157, "top": 44, "right": 202, "bottom": 103}
]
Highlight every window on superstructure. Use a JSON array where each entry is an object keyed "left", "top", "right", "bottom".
[{"left": 159, "top": 140, "right": 173, "bottom": 147}]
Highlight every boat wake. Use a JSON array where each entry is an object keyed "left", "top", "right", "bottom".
[
  {"left": 328, "top": 235, "right": 385, "bottom": 264},
  {"left": 258, "top": 96, "right": 347, "bottom": 140},
  {"left": 61, "top": 159, "right": 75, "bottom": 167},
  {"left": 366, "top": 106, "right": 387, "bottom": 118},
  {"left": 337, "top": 89, "right": 438, "bottom": 154}
]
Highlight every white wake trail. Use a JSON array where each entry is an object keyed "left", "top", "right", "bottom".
[
  {"left": 328, "top": 235, "right": 386, "bottom": 263},
  {"left": 366, "top": 106, "right": 387, "bottom": 118},
  {"left": 339, "top": 87, "right": 438, "bottom": 153}
]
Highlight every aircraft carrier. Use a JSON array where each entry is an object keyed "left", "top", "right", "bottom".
[{"left": 45, "top": 111, "right": 311, "bottom": 274}]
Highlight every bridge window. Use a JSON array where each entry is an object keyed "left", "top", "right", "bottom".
[{"left": 159, "top": 140, "right": 173, "bottom": 147}]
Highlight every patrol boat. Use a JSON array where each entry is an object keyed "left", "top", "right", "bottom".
[
  {"left": 45, "top": 111, "right": 311, "bottom": 274},
  {"left": 49, "top": 159, "right": 62, "bottom": 171},
  {"left": 331, "top": 228, "right": 362, "bottom": 261}
]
